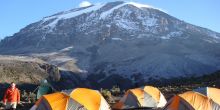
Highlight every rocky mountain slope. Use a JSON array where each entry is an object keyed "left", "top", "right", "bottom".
[
  {"left": 0, "top": 56, "right": 48, "bottom": 84},
  {"left": 0, "top": 55, "right": 85, "bottom": 91},
  {"left": 0, "top": 1, "right": 220, "bottom": 88}
]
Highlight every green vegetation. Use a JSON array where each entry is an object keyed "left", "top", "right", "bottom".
[
  {"left": 21, "top": 90, "right": 37, "bottom": 103},
  {"left": 110, "top": 85, "right": 121, "bottom": 96}
]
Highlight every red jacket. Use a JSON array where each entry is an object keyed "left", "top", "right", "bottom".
[{"left": 3, "top": 87, "right": 20, "bottom": 103}]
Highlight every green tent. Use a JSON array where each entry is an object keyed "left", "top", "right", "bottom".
[{"left": 36, "top": 80, "right": 53, "bottom": 99}]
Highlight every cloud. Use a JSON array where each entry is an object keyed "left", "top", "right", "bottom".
[{"left": 79, "top": 1, "right": 92, "bottom": 7}]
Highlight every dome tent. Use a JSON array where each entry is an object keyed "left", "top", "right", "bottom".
[
  {"left": 36, "top": 79, "right": 53, "bottom": 99},
  {"left": 194, "top": 87, "right": 220, "bottom": 105},
  {"left": 162, "top": 95, "right": 195, "bottom": 110},
  {"left": 30, "top": 88, "right": 110, "bottom": 110},
  {"left": 162, "top": 91, "right": 220, "bottom": 110},
  {"left": 113, "top": 86, "right": 167, "bottom": 109}
]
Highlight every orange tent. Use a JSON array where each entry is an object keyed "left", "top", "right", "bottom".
[
  {"left": 194, "top": 87, "right": 220, "bottom": 105},
  {"left": 30, "top": 88, "right": 110, "bottom": 110},
  {"left": 113, "top": 86, "right": 167, "bottom": 109},
  {"left": 163, "top": 91, "right": 220, "bottom": 110},
  {"left": 162, "top": 95, "right": 194, "bottom": 110}
]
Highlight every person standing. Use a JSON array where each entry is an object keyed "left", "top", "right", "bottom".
[{"left": 3, "top": 82, "right": 20, "bottom": 110}]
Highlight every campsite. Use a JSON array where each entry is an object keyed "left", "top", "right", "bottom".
[
  {"left": 0, "top": 59, "right": 220, "bottom": 110},
  {"left": 30, "top": 86, "right": 220, "bottom": 110},
  {"left": 1, "top": 0, "right": 220, "bottom": 110},
  {"left": 0, "top": 78, "right": 220, "bottom": 110}
]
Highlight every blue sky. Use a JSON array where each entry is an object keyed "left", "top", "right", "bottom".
[{"left": 0, "top": 0, "right": 219, "bottom": 39}]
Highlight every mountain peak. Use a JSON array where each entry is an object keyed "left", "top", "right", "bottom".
[
  {"left": 104, "top": 1, "right": 160, "bottom": 10},
  {"left": 41, "top": 1, "right": 162, "bottom": 29},
  {"left": 127, "top": 2, "right": 154, "bottom": 8},
  {"left": 1, "top": 0, "right": 220, "bottom": 84}
]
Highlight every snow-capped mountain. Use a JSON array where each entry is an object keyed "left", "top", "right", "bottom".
[{"left": 1, "top": 1, "right": 220, "bottom": 88}]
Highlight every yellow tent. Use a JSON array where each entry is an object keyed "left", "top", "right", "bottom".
[
  {"left": 162, "top": 91, "right": 220, "bottom": 110},
  {"left": 162, "top": 95, "right": 195, "bottom": 110},
  {"left": 194, "top": 87, "right": 220, "bottom": 105},
  {"left": 143, "top": 86, "right": 167, "bottom": 107},
  {"left": 30, "top": 88, "right": 110, "bottom": 110},
  {"left": 113, "top": 86, "right": 167, "bottom": 109}
]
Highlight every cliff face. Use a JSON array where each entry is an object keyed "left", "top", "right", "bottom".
[
  {"left": 0, "top": 56, "right": 48, "bottom": 84},
  {"left": 0, "top": 56, "right": 85, "bottom": 91}
]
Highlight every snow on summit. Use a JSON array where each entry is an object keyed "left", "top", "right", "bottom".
[
  {"left": 128, "top": 2, "right": 153, "bottom": 8},
  {"left": 42, "top": 1, "right": 162, "bottom": 28},
  {"left": 99, "top": 2, "right": 154, "bottom": 19},
  {"left": 42, "top": 3, "right": 106, "bottom": 28}
]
